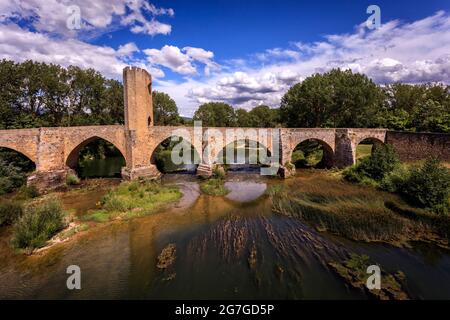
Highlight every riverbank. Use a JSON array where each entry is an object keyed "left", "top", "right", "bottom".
[
  {"left": 0, "top": 179, "right": 183, "bottom": 255},
  {"left": 270, "top": 169, "right": 450, "bottom": 248}
]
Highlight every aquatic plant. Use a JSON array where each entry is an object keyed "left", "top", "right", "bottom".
[
  {"left": 200, "top": 178, "right": 230, "bottom": 196},
  {"left": 269, "top": 174, "right": 447, "bottom": 244},
  {"left": 329, "top": 254, "right": 409, "bottom": 300},
  {"left": 82, "top": 181, "right": 182, "bottom": 222}
]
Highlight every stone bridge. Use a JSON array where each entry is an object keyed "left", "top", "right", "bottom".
[{"left": 0, "top": 67, "right": 448, "bottom": 191}]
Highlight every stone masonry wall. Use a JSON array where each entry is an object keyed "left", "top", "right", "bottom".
[{"left": 386, "top": 131, "right": 450, "bottom": 162}]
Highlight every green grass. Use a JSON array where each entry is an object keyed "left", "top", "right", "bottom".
[
  {"left": 82, "top": 181, "right": 182, "bottom": 222},
  {"left": 200, "top": 178, "right": 230, "bottom": 196}
]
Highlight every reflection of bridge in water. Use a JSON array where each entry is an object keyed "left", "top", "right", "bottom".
[{"left": 0, "top": 67, "right": 449, "bottom": 192}]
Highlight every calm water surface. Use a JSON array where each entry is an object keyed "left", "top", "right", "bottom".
[{"left": 1, "top": 172, "right": 450, "bottom": 299}]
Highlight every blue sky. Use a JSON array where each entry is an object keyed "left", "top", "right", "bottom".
[{"left": 0, "top": 0, "right": 449, "bottom": 116}]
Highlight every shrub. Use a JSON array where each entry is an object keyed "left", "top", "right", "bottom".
[
  {"left": 200, "top": 178, "right": 230, "bottom": 196},
  {"left": 0, "top": 201, "right": 23, "bottom": 226},
  {"left": 17, "top": 185, "right": 40, "bottom": 199},
  {"left": 12, "top": 198, "right": 66, "bottom": 249},
  {"left": 400, "top": 158, "right": 450, "bottom": 214},
  {"left": 212, "top": 165, "right": 226, "bottom": 179},
  {"left": 66, "top": 173, "right": 80, "bottom": 186},
  {"left": 344, "top": 144, "right": 399, "bottom": 183},
  {"left": 0, "top": 160, "right": 27, "bottom": 195},
  {"left": 380, "top": 164, "right": 410, "bottom": 192}
]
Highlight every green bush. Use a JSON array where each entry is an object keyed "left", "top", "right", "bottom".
[
  {"left": 200, "top": 178, "right": 230, "bottom": 196},
  {"left": 380, "top": 164, "right": 410, "bottom": 192},
  {"left": 212, "top": 165, "right": 226, "bottom": 179},
  {"left": 12, "top": 198, "right": 66, "bottom": 249},
  {"left": 0, "top": 201, "right": 23, "bottom": 226},
  {"left": 400, "top": 158, "right": 450, "bottom": 214},
  {"left": 0, "top": 160, "right": 27, "bottom": 195},
  {"left": 66, "top": 173, "right": 80, "bottom": 186},
  {"left": 17, "top": 185, "right": 40, "bottom": 199},
  {"left": 344, "top": 144, "right": 399, "bottom": 183}
]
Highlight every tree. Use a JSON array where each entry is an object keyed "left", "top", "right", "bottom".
[
  {"left": 280, "top": 69, "right": 384, "bottom": 128},
  {"left": 235, "top": 109, "right": 251, "bottom": 127},
  {"left": 193, "top": 102, "right": 236, "bottom": 127},
  {"left": 152, "top": 91, "right": 181, "bottom": 125},
  {"left": 248, "top": 105, "right": 280, "bottom": 127}
]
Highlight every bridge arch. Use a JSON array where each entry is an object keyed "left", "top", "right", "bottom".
[
  {"left": 0, "top": 144, "right": 37, "bottom": 165},
  {"left": 65, "top": 136, "right": 127, "bottom": 177},
  {"left": 290, "top": 138, "right": 334, "bottom": 168},
  {"left": 214, "top": 138, "right": 272, "bottom": 169},
  {"left": 149, "top": 135, "right": 201, "bottom": 174}
]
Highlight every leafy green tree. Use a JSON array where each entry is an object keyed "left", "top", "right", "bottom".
[
  {"left": 248, "top": 105, "right": 280, "bottom": 127},
  {"left": 280, "top": 69, "right": 384, "bottom": 128},
  {"left": 193, "top": 102, "right": 236, "bottom": 127},
  {"left": 235, "top": 109, "right": 251, "bottom": 127},
  {"left": 401, "top": 158, "right": 450, "bottom": 214},
  {"left": 152, "top": 91, "right": 181, "bottom": 125}
]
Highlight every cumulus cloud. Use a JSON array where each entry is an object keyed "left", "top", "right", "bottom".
[
  {"left": 144, "top": 45, "right": 220, "bottom": 76},
  {"left": 0, "top": 23, "right": 129, "bottom": 78},
  {"left": 0, "top": 0, "right": 174, "bottom": 37},
  {"left": 186, "top": 11, "right": 450, "bottom": 114}
]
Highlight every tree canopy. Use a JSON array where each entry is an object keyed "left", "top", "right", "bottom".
[
  {"left": 152, "top": 91, "right": 182, "bottom": 125},
  {"left": 0, "top": 60, "right": 448, "bottom": 133},
  {"left": 0, "top": 59, "right": 123, "bottom": 129},
  {"left": 193, "top": 102, "right": 236, "bottom": 127}
]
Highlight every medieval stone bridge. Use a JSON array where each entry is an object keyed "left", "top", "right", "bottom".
[{"left": 0, "top": 67, "right": 449, "bottom": 191}]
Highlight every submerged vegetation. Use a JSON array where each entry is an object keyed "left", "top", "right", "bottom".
[
  {"left": 269, "top": 172, "right": 450, "bottom": 245},
  {"left": 82, "top": 181, "right": 182, "bottom": 222},
  {"left": 329, "top": 254, "right": 409, "bottom": 300},
  {"left": 200, "top": 166, "right": 230, "bottom": 196}
]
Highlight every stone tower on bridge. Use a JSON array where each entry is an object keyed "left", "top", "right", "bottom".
[{"left": 120, "top": 67, "right": 161, "bottom": 180}]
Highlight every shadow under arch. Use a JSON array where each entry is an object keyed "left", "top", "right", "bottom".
[
  {"left": 150, "top": 136, "right": 201, "bottom": 174},
  {"left": 215, "top": 138, "right": 272, "bottom": 172},
  {"left": 291, "top": 138, "right": 334, "bottom": 168},
  {"left": 0, "top": 146, "right": 36, "bottom": 192},
  {"left": 356, "top": 137, "right": 385, "bottom": 162},
  {"left": 65, "top": 136, "right": 126, "bottom": 178}
]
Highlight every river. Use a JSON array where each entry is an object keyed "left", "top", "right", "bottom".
[{"left": 1, "top": 170, "right": 450, "bottom": 299}]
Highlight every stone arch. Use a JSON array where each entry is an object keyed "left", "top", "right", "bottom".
[
  {"left": 290, "top": 138, "right": 334, "bottom": 168},
  {"left": 213, "top": 138, "right": 272, "bottom": 166},
  {"left": 0, "top": 146, "right": 37, "bottom": 171},
  {"left": 354, "top": 136, "right": 385, "bottom": 161},
  {"left": 203, "top": 128, "right": 275, "bottom": 165},
  {"left": 65, "top": 136, "right": 127, "bottom": 170},
  {"left": 0, "top": 144, "right": 37, "bottom": 165},
  {"left": 149, "top": 135, "right": 202, "bottom": 174}
]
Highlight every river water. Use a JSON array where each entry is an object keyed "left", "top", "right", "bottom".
[{"left": 1, "top": 170, "right": 450, "bottom": 299}]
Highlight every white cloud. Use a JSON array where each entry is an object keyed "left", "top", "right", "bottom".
[
  {"left": 143, "top": 45, "right": 220, "bottom": 76},
  {"left": 117, "top": 42, "right": 139, "bottom": 58},
  {"left": 0, "top": 23, "right": 128, "bottom": 78},
  {"left": 0, "top": 0, "right": 174, "bottom": 37},
  {"left": 144, "top": 45, "right": 196, "bottom": 75},
  {"left": 185, "top": 11, "right": 450, "bottom": 115}
]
